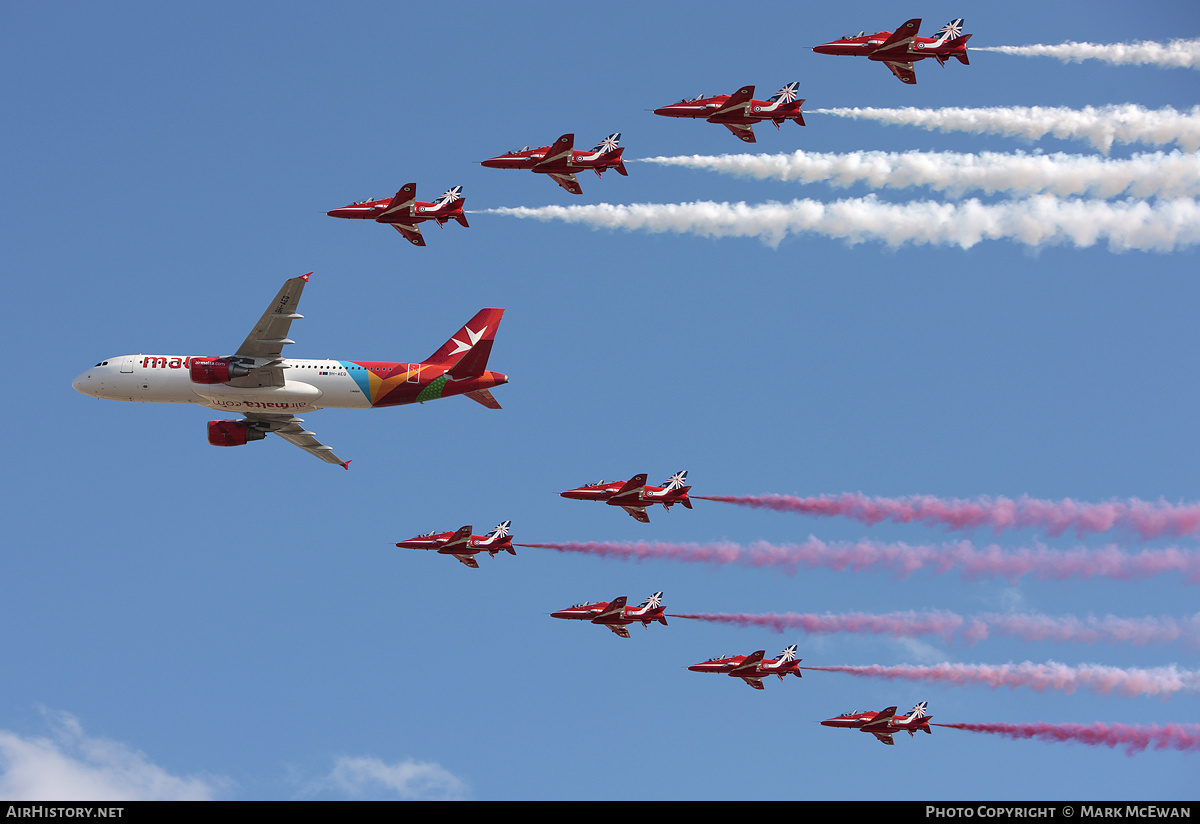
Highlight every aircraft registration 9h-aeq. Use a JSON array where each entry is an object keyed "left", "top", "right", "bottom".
[{"left": 71, "top": 273, "right": 508, "bottom": 468}]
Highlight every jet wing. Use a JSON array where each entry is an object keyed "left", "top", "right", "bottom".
[
  {"left": 708, "top": 85, "right": 755, "bottom": 118},
  {"left": 870, "top": 732, "right": 896, "bottom": 745},
  {"left": 231, "top": 273, "right": 310, "bottom": 387},
  {"left": 621, "top": 506, "right": 651, "bottom": 523},
  {"left": 877, "top": 18, "right": 922, "bottom": 51},
  {"left": 378, "top": 183, "right": 417, "bottom": 220},
  {"left": 441, "top": 525, "right": 473, "bottom": 552},
  {"left": 606, "top": 625, "right": 631, "bottom": 638},
  {"left": 391, "top": 222, "right": 426, "bottom": 246},
  {"left": 451, "top": 553, "right": 480, "bottom": 569},
  {"left": 721, "top": 122, "right": 757, "bottom": 143},
  {"left": 533, "top": 134, "right": 576, "bottom": 170},
  {"left": 883, "top": 60, "right": 917, "bottom": 84},
  {"left": 593, "top": 597, "right": 628, "bottom": 621},
  {"left": 730, "top": 650, "right": 766, "bottom": 676},
  {"left": 245, "top": 413, "right": 350, "bottom": 468},
  {"left": 860, "top": 707, "right": 898, "bottom": 731},
  {"left": 547, "top": 172, "right": 583, "bottom": 195},
  {"left": 612, "top": 474, "right": 648, "bottom": 500},
  {"left": 741, "top": 677, "right": 766, "bottom": 690}
]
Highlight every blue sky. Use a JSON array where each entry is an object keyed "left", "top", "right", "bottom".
[{"left": 2, "top": 0, "right": 1197, "bottom": 801}]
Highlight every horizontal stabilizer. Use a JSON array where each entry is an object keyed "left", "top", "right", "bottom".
[{"left": 464, "top": 388, "right": 502, "bottom": 409}]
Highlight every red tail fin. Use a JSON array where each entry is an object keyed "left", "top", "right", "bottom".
[{"left": 425, "top": 309, "right": 505, "bottom": 372}]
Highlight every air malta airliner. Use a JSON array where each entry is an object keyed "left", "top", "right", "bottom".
[{"left": 71, "top": 274, "right": 508, "bottom": 467}]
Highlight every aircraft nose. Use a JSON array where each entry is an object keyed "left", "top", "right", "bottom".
[{"left": 71, "top": 371, "right": 92, "bottom": 395}]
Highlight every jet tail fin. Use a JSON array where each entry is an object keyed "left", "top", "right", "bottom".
[
  {"left": 679, "top": 487, "right": 693, "bottom": 509},
  {"left": 455, "top": 211, "right": 470, "bottom": 228},
  {"left": 425, "top": 308, "right": 505, "bottom": 375},
  {"left": 948, "top": 34, "right": 972, "bottom": 63}
]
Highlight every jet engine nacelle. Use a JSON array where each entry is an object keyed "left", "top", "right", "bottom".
[
  {"left": 207, "top": 419, "right": 266, "bottom": 447},
  {"left": 190, "top": 357, "right": 253, "bottom": 385}
]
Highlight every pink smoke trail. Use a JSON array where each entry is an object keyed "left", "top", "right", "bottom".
[
  {"left": 799, "top": 661, "right": 1200, "bottom": 699},
  {"left": 934, "top": 722, "right": 1200, "bottom": 755},
  {"left": 670, "top": 610, "right": 1200, "bottom": 647},
  {"left": 515, "top": 540, "right": 1200, "bottom": 584},
  {"left": 694, "top": 492, "right": 1200, "bottom": 540}
]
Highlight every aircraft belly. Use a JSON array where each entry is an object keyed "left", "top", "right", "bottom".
[{"left": 194, "top": 381, "right": 324, "bottom": 414}]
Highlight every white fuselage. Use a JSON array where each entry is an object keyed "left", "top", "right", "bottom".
[{"left": 71, "top": 355, "right": 375, "bottom": 414}]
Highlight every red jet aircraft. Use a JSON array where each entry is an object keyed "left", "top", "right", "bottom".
[
  {"left": 688, "top": 645, "right": 802, "bottom": 690},
  {"left": 327, "top": 183, "right": 469, "bottom": 246},
  {"left": 560, "top": 471, "right": 691, "bottom": 523},
  {"left": 813, "top": 18, "right": 972, "bottom": 84},
  {"left": 653, "top": 82, "right": 805, "bottom": 143},
  {"left": 480, "top": 133, "right": 628, "bottom": 195},
  {"left": 821, "top": 702, "right": 932, "bottom": 745},
  {"left": 550, "top": 592, "right": 667, "bottom": 638},
  {"left": 395, "top": 521, "right": 514, "bottom": 569}
]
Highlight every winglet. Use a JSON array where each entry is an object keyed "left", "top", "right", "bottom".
[
  {"left": 340, "top": 459, "right": 352, "bottom": 470},
  {"left": 301, "top": 272, "right": 312, "bottom": 282}
]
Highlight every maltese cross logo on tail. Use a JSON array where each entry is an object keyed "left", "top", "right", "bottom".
[{"left": 449, "top": 325, "right": 487, "bottom": 355}]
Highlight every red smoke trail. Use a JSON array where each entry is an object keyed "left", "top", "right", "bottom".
[
  {"left": 515, "top": 540, "right": 1200, "bottom": 584},
  {"left": 799, "top": 661, "right": 1200, "bottom": 698},
  {"left": 670, "top": 611, "right": 1200, "bottom": 647},
  {"left": 933, "top": 722, "right": 1200, "bottom": 755},
  {"left": 694, "top": 492, "right": 1200, "bottom": 540}
]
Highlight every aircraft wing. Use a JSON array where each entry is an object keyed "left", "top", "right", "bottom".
[
  {"left": 870, "top": 732, "right": 896, "bottom": 745},
  {"left": 708, "top": 85, "right": 755, "bottom": 118},
  {"left": 451, "top": 553, "right": 480, "bottom": 569},
  {"left": 606, "top": 625, "right": 631, "bottom": 639},
  {"left": 594, "top": 597, "right": 628, "bottom": 621},
  {"left": 741, "top": 677, "right": 766, "bottom": 690},
  {"left": 613, "top": 474, "right": 648, "bottom": 499},
  {"left": 860, "top": 707, "right": 898, "bottom": 731},
  {"left": 391, "top": 222, "right": 426, "bottom": 246},
  {"left": 730, "top": 650, "right": 766, "bottom": 676},
  {"left": 883, "top": 60, "right": 917, "bottom": 84},
  {"left": 245, "top": 412, "right": 349, "bottom": 467},
  {"left": 442, "top": 525, "right": 473, "bottom": 552},
  {"left": 878, "top": 18, "right": 922, "bottom": 51},
  {"left": 533, "top": 134, "right": 576, "bottom": 170},
  {"left": 621, "top": 506, "right": 651, "bottom": 523},
  {"left": 231, "top": 273, "right": 310, "bottom": 387},
  {"left": 721, "top": 122, "right": 757, "bottom": 143},
  {"left": 378, "top": 183, "right": 417, "bottom": 220},
  {"left": 547, "top": 172, "right": 583, "bottom": 195}
]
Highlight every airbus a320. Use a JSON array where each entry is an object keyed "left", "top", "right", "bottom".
[{"left": 72, "top": 274, "right": 508, "bottom": 467}]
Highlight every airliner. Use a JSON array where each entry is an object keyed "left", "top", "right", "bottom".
[{"left": 72, "top": 273, "right": 508, "bottom": 467}]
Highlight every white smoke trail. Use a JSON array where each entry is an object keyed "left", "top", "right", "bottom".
[
  {"left": 485, "top": 196, "right": 1200, "bottom": 251},
  {"left": 975, "top": 38, "right": 1200, "bottom": 70},
  {"left": 811, "top": 105, "right": 1200, "bottom": 154},
  {"left": 638, "top": 150, "right": 1200, "bottom": 199}
]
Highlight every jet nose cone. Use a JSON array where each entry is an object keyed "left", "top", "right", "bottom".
[
  {"left": 480, "top": 157, "right": 505, "bottom": 168},
  {"left": 71, "top": 371, "right": 92, "bottom": 395}
]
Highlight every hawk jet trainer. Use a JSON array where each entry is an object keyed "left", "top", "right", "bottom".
[
  {"left": 550, "top": 592, "right": 667, "bottom": 638},
  {"left": 395, "top": 522, "right": 515, "bottom": 569},
  {"left": 653, "top": 82, "right": 805, "bottom": 143},
  {"left": 327, "top": 183, "right": 469, "bottom": 246},
  {"left": 813, "top": 18, "right": 972, "bottom": 84},
  {"left": 821, "top": 702, "right": 933, "bottom": 746},
  {"left": 560, "top": 471, "right": 692, "bottom": 523},
  {"left": 481, "top": 133, "right": 627, "bottom": 195},
  {"left": 688, "top": 645, "right": 802, "bottom": 690},
  {"left": 72, "top": 274, "right": 508, "bottom": 467}
]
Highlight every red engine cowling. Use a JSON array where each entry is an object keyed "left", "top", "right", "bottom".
[
  {"left": 190, "top": 357, "right": 253, "bottom": 385},
  {"left": 207, "top": 420, "right": 267, "bottom": 447}
]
